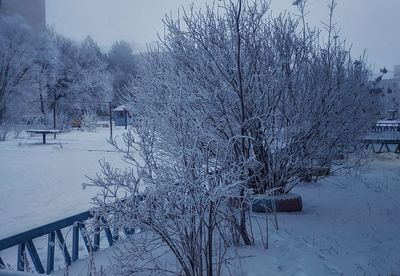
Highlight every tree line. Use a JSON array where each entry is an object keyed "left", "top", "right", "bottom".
[{"left": 0, "top": 15, "right": 137, "bottom": 130}]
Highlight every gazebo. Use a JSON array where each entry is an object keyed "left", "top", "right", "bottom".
[{"left": 112, "top": 104, "right": 132, "bottom": 127}]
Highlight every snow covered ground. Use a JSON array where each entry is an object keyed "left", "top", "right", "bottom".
[
  {"left": 0, "top": 127, "right": 129, "bottom": 239},
  {"left": 238, "top": 153, "right": 400, "bottom": 275},
  {"left": 1, "top": 129, "right": 400, "bottom": 275}
]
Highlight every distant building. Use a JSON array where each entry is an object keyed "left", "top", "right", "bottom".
[
  {"left": 377, "top": 65, "right": 400, "bottom": 119},
  {"left": 0, "top": 0, "right": 46, "bottom": 30},
  {"left": 112, "top": 105, "right": 133, "bottom": 126}
]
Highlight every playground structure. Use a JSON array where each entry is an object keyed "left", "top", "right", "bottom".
[{"left": 29, "top": 100, "right": 114, "bottom": 140}]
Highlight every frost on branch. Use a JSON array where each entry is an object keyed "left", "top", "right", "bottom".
[{"left": 89, "top": 0, "right": 379, "bottom": 274}]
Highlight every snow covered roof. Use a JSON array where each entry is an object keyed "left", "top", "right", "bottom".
[
  {"left": 113, "top": 104, "right": 128, "bottom": 112},
  {"left": 376, "top": 119, "right": 400, "bottom": 126}
]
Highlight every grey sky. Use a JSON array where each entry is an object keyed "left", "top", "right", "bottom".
[{"left": 46, "top": 0, "right": 400, "bottom": 76}]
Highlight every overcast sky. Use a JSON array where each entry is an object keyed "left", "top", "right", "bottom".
[{"left": 46, "top": 0, "right": 400, "bottom": 76}]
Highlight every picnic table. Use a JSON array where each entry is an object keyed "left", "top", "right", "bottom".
[
  {"left": 363, "top": 138, "right": 400, "bottom": 153},
  {"left": 26, "top": 129, "right": 61, "bottom": 144},
  {"left": 362, "top": 131, "right": 400, "bottom": 153}
]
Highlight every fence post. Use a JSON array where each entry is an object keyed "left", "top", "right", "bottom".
[
  {"left": 55, "top": 230, "right": 71, "bottom": 266},
  {"left": 113, "top": 226, "right": 119, "bottom": 241},
  {"left": 26, "top": 240, "right": 45, "bottom": 274},
  {"left": 93, "top": 216, "right": 100, "bottom": 252},
  {"left": 78, "top": 223, "right": 92, "bottom": 254},
  {"left": 101, "top": 217, "right": 114, "bottom": 246},
  {"left": 72, "top": 224, "right": 79, "bottom": 262},
  {"left": 17, "top": 243, "right": 26, "bottom": 271},
  {"left": 46, "top": 232, "right": 55, "bottom": 274},
  {"left": 0, "top": 256, "right": 5, "bottom": 268}
]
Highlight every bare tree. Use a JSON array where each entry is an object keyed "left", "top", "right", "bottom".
[
  {"left": 0, "top": 16, "right": 40, "bottom": 123},
  {"left": 89, "top": 0, "right": 379, "bottom": 274}
]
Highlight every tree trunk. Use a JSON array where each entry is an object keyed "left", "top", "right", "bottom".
[
  {"left": 207, "top": 202, "right": 214, "bottom": 276},
  {"left": 40, "top": 94, "right": 45, "bottom": 114},
  {"left": 239, "top": 188, "right": 252, "bottom": 245}
]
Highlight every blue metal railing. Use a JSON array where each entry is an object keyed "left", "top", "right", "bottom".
[{"left": 0, "top": 210, "right": 116, "bottom": 274}]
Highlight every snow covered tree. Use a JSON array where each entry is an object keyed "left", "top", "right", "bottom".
[
  {"left": 42, "top": 35, "right": 112, "bottom": 125},
  {"left": 89, "top": 0, "right": 379, "bottom": 274},
  {"left": 0, "top": 16, "right": 41, "bottom": 123},
  {"left": 107, "top": 40, "right": 137, "bottom": 104},
  {"left": 46, "top": 35, "right": 112, "bottom": 106},
  {"left": 0, "top": 12, "right": 112, "bottom": 135},
  {"left": 77, "top": 36, "right": 112, "bottom": 105}
]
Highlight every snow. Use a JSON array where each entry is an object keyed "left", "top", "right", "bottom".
[
  {"left": 376, "top": 119, "right": 400, "bottom": 127},
  {"left": 1, "top": 129, "right": 400, "bottom": 275},
  {"left": 113, "top": 105, "right": 128, "bottom": 112},
  {"left": 0, "top": 127, "right": 128, "bottom": 239},
  {"left": 237, "top": 154, "right": 400, "bottom": 275},
  {"left": 26, "top": 129, "right": 61, "bottom": 133}
]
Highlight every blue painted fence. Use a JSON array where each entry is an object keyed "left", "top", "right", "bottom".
[{"left": 0, "top": 210, "right": 116, "bottom": 274}]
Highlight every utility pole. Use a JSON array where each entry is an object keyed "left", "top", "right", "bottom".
[
  {"left": 53, "top": 94, "right": 57, "bottom": 138},
  {"left": 109, "top": 102, "right": 113, "bottom": 140},
  {"left": 124, "top": 109, "right": 128, "bottom": 130}
]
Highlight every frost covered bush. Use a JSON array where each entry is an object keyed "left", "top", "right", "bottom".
[
  {"left": 0, "top": 123, "right": 12, "bottom": 141},
  {"left": 122, "top": 0, "right": 378, "bottom": 196},
  {"left": 40, "top": 110, "right": 72, "bottom": 131},
  {"left": 89, "top": 0, "right": 380, "bottom": 274},
  {"left": 0, "top": 122, "right": 26, "bottom": 141},
  {"left": 11, "top": 124, "right": 25, "bottom": 139},
  {"left": 81, "top": 109, "right": 98, "bottom": 132}
]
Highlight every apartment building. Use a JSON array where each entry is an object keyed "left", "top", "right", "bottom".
[{"left": 378, "top": 65, "right": 400, "bottom": 118}]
